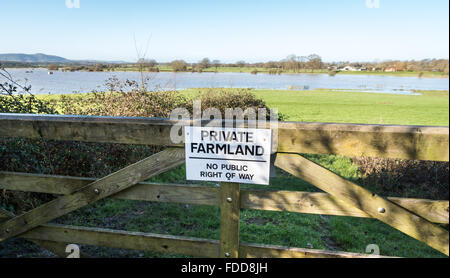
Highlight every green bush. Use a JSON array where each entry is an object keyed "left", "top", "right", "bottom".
[
  {"left": 0, "top": 69, "right": 59, "bottom": 212},
  {"left": 0, "top": 94, "right": 56, "bottom": 114},
  {"left": 58, "top": 90, "right": 187, "bottom": 118},
  {"left": 0, "top": 72, "right": 57, "bottom": 114},
  {"left": 186, "top": 88, "right": 283, "bottom": 120}
]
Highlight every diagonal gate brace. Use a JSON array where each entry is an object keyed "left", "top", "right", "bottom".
[
  {"left": 0, "top": 208, "right": 90, "bottom": 257},
  {"left": 0, "top": 148, "right": 185, "bottom": 243},
  {"left": 275, "top": 153, "right": 449, "bottom": 256}
]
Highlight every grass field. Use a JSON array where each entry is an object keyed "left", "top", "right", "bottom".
[
  {"left": 182, "top": 88, "right": 449, "bottom": 126},
  {"left": 10, "top": 88, "right": 448, "bottom": 258}
]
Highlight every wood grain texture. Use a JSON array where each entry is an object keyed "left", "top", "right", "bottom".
[
  {"left": 22, "top": 224, "right": 220, "bottom": 258},
  {"left": 1, "top": 113, "right": 448, "bottom": 161},
  {"left": 387, "top": 197, "right": 449, "bottom": 225},
  {"left": 239, "top": 243, "right": 395, "bottom": 258},
  {"left": 275, "top": 153, "right": 449, "bottom": 256},
  {"left": 1, "top": 172, "right": 448, "bottom": 223},
  {"left": 0, "top": 114, "right": 176, "bottom": 146},
  {"left": 276, "top": 121, "right": 449, "bottom": 161},
  {"left": 0, "top": 208, "right": 89, "bottom": 258},
  {"left": 20, "top": 223, "right": 393, "bottom": 258},
  {"left": 0, "top": 148, "right": 185, "bottom": 242},
  {"left": 0, "top": 172, "right": 220, "bottom": 205},
  {"left": 220, "top": 182, "right": 240, "bottom": 258},
  {"left": 241, "top": 190, "right": 450, "bottom": 224}
]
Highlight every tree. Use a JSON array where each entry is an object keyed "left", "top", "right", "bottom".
[
  {"left": 137, "top": 58, "right": 157, "bottom": 68},
  {"left": 236, "top": 60, "right": 246, "bottom": 68},
  {"left": 94, "top": 63, "right": 106, "bottom": 72},
  {"left": 171, "top": 60, "right": 187, "bottom": 72},
  {"left": 284, "top": 54, "right": 299, "bottom": 72},
  {"left": 199, "top": 58, "right": 211, "bottom": 69},
  {"left": 395, "top": 61, "right": 407, "bottom": 71},
  {"left": 47, "top": 63, "right": 59, "bottom": 71},
  {"left": 212, "top": 60, "right": 221, "bottom": 70},
  {"left": 306, "top": 54, "right": 323, "bottom": 72}
]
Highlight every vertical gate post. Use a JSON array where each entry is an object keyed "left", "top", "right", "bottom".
[{"left": 220, "top": 182, "right": 241, "bottom": 258}]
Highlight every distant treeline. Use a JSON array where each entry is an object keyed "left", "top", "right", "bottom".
[
  {"left": 130, "top": 55, "right": 450, "bottom": 74},
  {"left": 2, "top": 54, "right": 448, "bottom": 74}
]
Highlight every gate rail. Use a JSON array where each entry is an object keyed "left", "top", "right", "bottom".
[{"left": 0, "top": 113, "right": 448, "bottom": 258}]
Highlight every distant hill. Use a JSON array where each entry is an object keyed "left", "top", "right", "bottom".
[
  {"left": 0, "top": 53, "right": 71, "bottom": 63},
  {"left": 0, "top": 53, "right": 129, "bottom": 65}
]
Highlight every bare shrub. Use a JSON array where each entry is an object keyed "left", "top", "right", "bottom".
[
  {"left": 171, "top": 60, "right": 188, "bottom": 72},
  {"left": 185, "top": 88, "right": 285, "bottom": 120},
  {"left": 328, "top": 70, "right": 338, "bottom": 76}
]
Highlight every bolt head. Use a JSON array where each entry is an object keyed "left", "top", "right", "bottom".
[
  {"left": 227, "top": 197, "right": 232, "bottom": 203},
  {"left": 225, "top": 253, "right": 230, "bottom": 257},
  {"left": 378, "top": 207, "right": 386, "bottom": 213},
  {"left": 94, "top": 188, "right": 100, "bottom": 194}
]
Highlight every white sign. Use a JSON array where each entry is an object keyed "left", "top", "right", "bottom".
[{"left": 185, "top": 126, "right": 272, "bottom": 185}]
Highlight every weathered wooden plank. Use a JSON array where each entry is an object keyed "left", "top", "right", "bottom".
[
  {"left": 0, "top": 209, "right": 13, "bottom": 221},
  {"left": 0, "top": 148, "right": 185, "bottom": 242},
  {"left": 1, "top": 172, "right": 448, "bottom": 224},
  {"left": 22, "top": 224, "right": 220, "bottom": 258},
  {"left": 0, "top": 208, "right": 89, "bottom": 258},
  {"left": 1, "top": 113, "right": 448, "bottom": 161},
  {"left": 0, "top": 113, "right": 177, "bottom": 146},
  {"left": 387, "top": 197, "right": 449, "bottom": 225},
  {"left": 20, "top": 223, "right": 394, "bottom": 258},
  {"left": 220, "top": 182, "right": 240, "bottom": 258},
  {"left": 239, "top": 243, "right": 395, "bottom": 258},
  {"left": 0, "top": 172, "right": 93, "bottom": 195},
  {"left": 0, "top": 172, "right": 220, "bottom": 206},
  {"left": 116, "top": 183, "right": 219, "bottom": 206},
  {"left": 275, "top": 153, "right": 449, "bottom": 256},
  {"left": 277, "top": 121, "right": 449, "bottom": 161},
  {"left": 241, "top": 190, "right": 450, "bottom": 224}
]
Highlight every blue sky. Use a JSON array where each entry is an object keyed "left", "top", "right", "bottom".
[{"left": 0, "top": 0, "right": 448, "bottom": 62}]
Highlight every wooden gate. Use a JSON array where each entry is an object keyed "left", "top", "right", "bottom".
[{"left": 0, "top": 113, "right": 448, "bottom": 258}]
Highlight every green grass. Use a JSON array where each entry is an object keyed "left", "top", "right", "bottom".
[
  {"left": 256, "top": 89, "right": 449, "bottom": 126},
  {"left": 45, "top": 88, "right": 448, "bottom": 126},
  {"left": 35, "top": 88, "right": 449, "bottom": 258}
]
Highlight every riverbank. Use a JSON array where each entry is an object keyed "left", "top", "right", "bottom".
[{"left": 109, "top": 66, "right": 448, "bottom": 78}]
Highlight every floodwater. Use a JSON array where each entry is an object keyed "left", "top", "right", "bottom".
[{"left": 4, "top": 68, "right": 449, "bottom": 95}]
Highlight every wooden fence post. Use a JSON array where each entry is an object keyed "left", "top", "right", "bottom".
[{"left": 220, "top": 182, "right": 241, "bottom": 258}]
